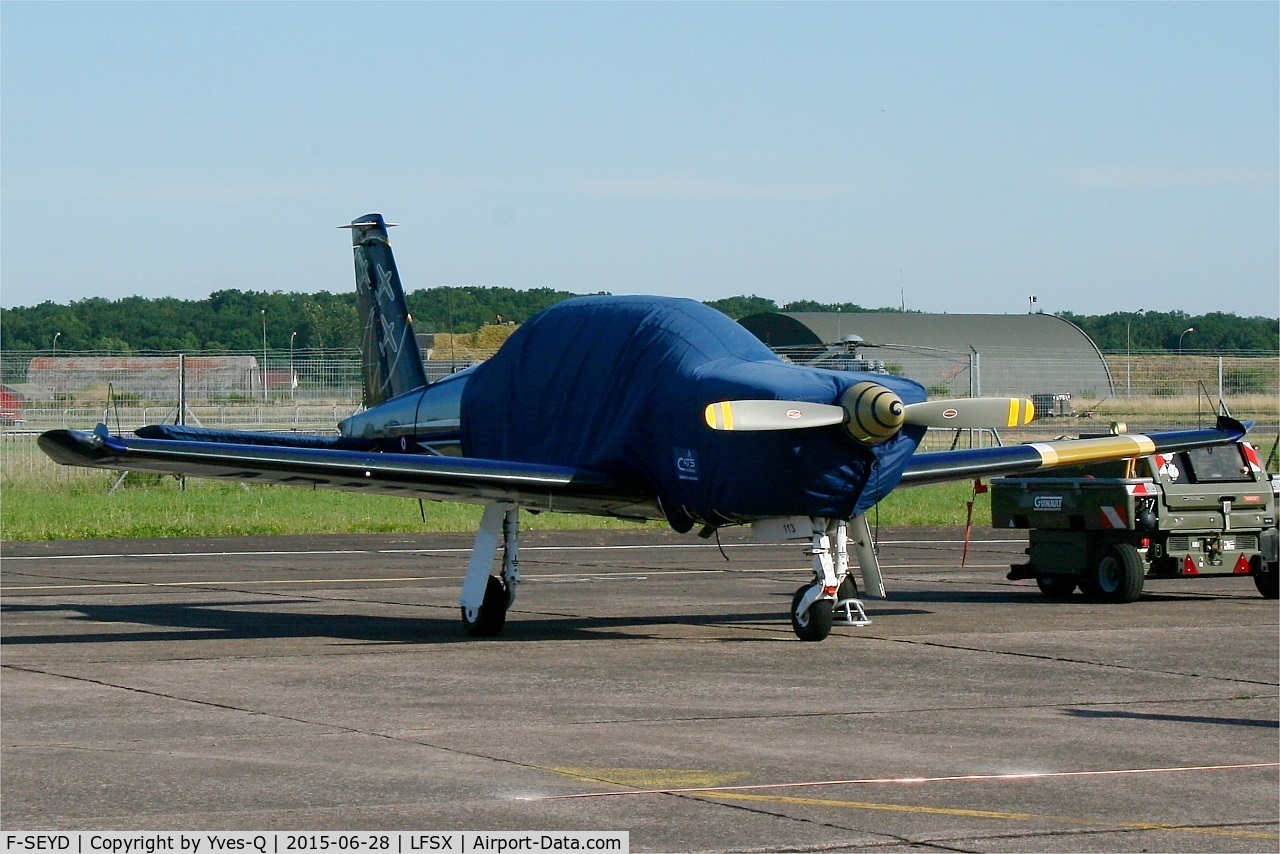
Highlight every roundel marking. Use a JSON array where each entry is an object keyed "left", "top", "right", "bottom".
[{"left": 942, "top": 408, "right": 959, "bottom": 419}]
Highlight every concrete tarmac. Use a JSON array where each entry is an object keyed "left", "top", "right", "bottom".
[{"left": 2, "top": 526, "right": 1277, "bottom": 852}]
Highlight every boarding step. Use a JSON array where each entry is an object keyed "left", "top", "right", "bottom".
[{"left": 832, "top": 596, "right": 871, "bottom": 627}]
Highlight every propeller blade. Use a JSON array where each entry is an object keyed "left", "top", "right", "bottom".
[
  {"left": 903, "top": 398, "right": 1035, "bottom": 429},
  {"left": 704, "top": 400, "right": 847, "bottom": 431}
]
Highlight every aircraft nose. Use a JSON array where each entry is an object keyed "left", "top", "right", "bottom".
[{"left": 841, "top": 382, "right": 905, "bottom": 445}]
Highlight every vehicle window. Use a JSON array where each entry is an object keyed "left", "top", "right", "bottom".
[{"left": 1182, "top": 444, "right": 1252, "bottom": 484}]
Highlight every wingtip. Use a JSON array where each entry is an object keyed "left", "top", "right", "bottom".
[
  {"left": 38, "top": 429, "right": 106, "bottom": 465},
  {"left": 1216, "top": 414, "right": 1249, "bottom": 441}
]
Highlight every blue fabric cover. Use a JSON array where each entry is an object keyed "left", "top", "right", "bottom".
[{"left": 460, "top": 296, "right": 926, "bottom": 530}]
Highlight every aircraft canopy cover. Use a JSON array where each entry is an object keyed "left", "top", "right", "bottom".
[{"left": 460, "top": 296, "right": 926, "bottom": 530}]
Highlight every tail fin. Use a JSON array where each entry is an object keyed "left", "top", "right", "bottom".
[{"left": 343, "top": 214, "right": 429, "bottom": 407}]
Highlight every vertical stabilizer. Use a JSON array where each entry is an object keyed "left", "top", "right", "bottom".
[{"left": 344, "top": 214, "right": 429, "bottom": 407}]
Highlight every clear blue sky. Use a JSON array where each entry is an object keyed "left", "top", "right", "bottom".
[{"left": 3, "top": 2, "right": 1277, "bottom": 317}]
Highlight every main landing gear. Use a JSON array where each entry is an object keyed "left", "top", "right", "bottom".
[
  {"left": 457, "top": 506, "right": 882, "bottom": 641},
  {"left": 791, "top": 515, "right": 880, "bottom": 641},
  {"left": 460, "top": 504, "right": 521, "bottom": 637}
]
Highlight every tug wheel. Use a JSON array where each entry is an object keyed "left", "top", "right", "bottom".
[
  {"left": 1256, "top": 561, "right": 1279, "bottom": 599},
  {"left": 1035, "top": 575, "right": 1077, "bottom": 599},
  {"left": 1083, "top": 544, "right": 1144, "bottom": 603}
]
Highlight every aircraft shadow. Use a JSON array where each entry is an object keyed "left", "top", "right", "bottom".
[
  {"left": 0, "top": 600, "right": 832, "bottom": 646},
  {"left": 1066, "top": 708, "right": 1278, "bottom": 729}
]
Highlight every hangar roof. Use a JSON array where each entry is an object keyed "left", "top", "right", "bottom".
[{"left": 738, "top": 312, "right": 1115, "bottom": 399}]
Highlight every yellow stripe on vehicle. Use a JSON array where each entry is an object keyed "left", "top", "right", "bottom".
[
  {"left": 1007, "top": 398, "right": 1021, "bottom": 427},
  {"left": 1024, "top": 399, "right": 1035, "bottom": 423}
]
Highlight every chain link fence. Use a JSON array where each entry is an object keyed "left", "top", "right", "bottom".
[{"left": 3, "top": 348, "right": 1277, "bottom": 484}]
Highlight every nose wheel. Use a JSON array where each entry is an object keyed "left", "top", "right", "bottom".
[
  {"left": 790, "top": 517, "right": 873, "bottom": 640},
  {"left": 791, "top": 585, "right": 834, "bottom": 641}
]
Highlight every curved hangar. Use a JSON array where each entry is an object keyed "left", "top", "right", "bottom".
[{"left": 739, "top": 312, "right": 1115, "bottom": 404}]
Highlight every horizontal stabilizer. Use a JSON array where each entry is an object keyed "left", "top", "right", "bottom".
[{"left": 135, "top": 424, "right": 381, "bottom": 451}]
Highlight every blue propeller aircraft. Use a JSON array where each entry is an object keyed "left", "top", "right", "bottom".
[{"left": 40, "top": 214, "right": 1250, "bottom": 640}]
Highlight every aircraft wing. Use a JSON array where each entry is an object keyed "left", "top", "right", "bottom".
[
  {"left": 898, "top": 416, "right": 1249, "bottom": 487},
  {"left": 37, "top": 426, "right": 659, "bottom": 520}
]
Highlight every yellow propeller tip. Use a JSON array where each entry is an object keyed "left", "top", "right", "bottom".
[{"left": 704, "top": 402, "right": 734, "bottom": 430}]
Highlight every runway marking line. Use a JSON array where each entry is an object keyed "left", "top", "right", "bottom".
[
  {"left": 0, "top": 564, "right": 1011, "bottom": 592},
  {"left": 707, "top": 792, "right": 1276, "bottom": 841},
  {"left": 529, "top": 762, "right": 1280, "bottom": 800},
  {"left": 0, "top": 577, "right": 448, "bottom": 591},
  {"left": 1, "top": 539, "right": 1024, "bottom": 562},
  {"left": 551, "top": 767, "right": 750, "bottom": 789},
  {"left": 531, "top": 763, "right": 1280, "bottom": 841}
]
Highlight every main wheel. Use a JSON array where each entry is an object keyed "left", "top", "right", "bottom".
[
  {"left": 1035, "top": 575, "right": 1077, "bottom": 599},
  {"left": 1255, "top": 561, "right": 1279, "bottom": 599},
  {"left": 791, "top": 585, "right": 834, "bottom": 642},
  {"left": 461, "top": 576, "right": 510, "bottom": 637},
  {"left": 1084, "top": 543, "right": 1144, "bottom": 603}
]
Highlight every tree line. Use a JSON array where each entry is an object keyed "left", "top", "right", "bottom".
[{"left": 2, "top": 288, "right": 1275, "bottom": 353}]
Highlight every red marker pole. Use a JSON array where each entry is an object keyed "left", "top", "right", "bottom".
[{"left": 961, "top": 479, "right": 988, "bottom": 568}]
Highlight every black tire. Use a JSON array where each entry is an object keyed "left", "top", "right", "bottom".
[
  {"left": 461, "top": 576, "right": 509, "bottom": 637},
  {"left": 791, "top": 585, "right": 834, "bottom": 642},
  {"left": 1255, "top": 562, "right": 1279, "bottom": 599},
  {"left": 1084, "top": 543, "right": 1144, "bottom": 603},
  {"left": 1035, "top": 575, "right": 1077, "bottom": 599},
  {"left": 836, "top": 575, "right": 858, "bottom": 602}
]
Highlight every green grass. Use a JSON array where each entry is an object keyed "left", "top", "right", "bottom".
[
  {"left": 0, "top": 472, "right": 989, "bottom": 541},
  {"left": 875, "top": 479, "right": 991, "bottom": 527}
]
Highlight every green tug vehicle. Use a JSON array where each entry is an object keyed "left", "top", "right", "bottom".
[{"left": 992, "top": 427, "right": 1279, "bottom": 601}]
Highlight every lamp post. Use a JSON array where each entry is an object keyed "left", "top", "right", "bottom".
[
  {"left": 1178, "top": 327, "right": 1194, "bottom": 355},
  {"left": 1126, "top": 309, "right": 1145, "bottom": 397},
  {"left": 289, "top": 331, "right": 297, "bottom": 400},
  {"left": 261, "top": 309, "right": 268, "bottom": 401},
  {"left": 52, "top": 331, "right": 61, "bottom": 356}
]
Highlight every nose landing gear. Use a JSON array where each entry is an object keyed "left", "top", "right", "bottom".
[{"left": 791, "top": 516, "right": 876, "bottom": 641}]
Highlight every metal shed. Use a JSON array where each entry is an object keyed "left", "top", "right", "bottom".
[{"left": 738, "top": 312, "right": 1114, "bottom": 402}]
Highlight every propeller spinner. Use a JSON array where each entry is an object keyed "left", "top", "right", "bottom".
[{"left": 705, "top": 381, "right": 1035, "bottom": 446}]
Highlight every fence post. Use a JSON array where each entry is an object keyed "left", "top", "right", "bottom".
[
  {"left": 968, "top": 349, "right": 981, "bottom": 398},
  {"left": 178, "top": 352, "right": 186, "bottom": 426}
]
